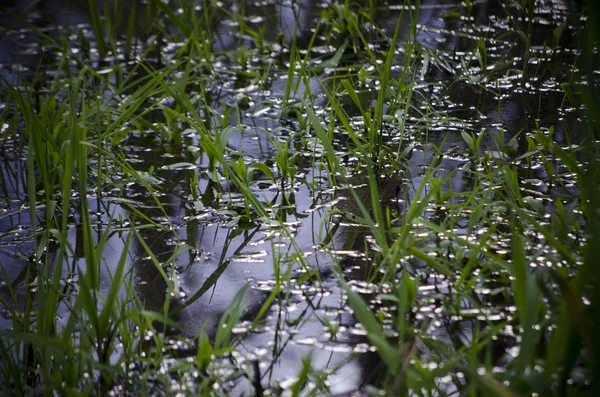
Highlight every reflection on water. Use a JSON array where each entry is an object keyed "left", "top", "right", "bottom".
[{"left": 0, "top": 0, "right": 583, "bottom": 392}]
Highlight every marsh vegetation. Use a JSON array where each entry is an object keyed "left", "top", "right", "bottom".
[{"left": 0, "top": 0, "right": 598, "bottom": 395}]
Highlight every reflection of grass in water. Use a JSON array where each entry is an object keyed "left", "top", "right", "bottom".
[{"left": 0, "top": 0, "right": 598, "bottom": 395}]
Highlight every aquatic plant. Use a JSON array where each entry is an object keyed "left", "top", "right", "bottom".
[{"left": 0, "top": 0, "right": 597, "bottom": 395}]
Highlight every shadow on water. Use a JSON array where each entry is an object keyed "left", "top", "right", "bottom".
[{"left": 0, "top": 0, "right": 587, "bottom": 393}]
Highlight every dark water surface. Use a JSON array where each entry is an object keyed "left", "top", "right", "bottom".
[{"left": 0, "top": 0, "right": 584, "bottom": 394}]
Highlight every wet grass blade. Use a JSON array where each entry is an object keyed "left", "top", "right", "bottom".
[
  {"left": 214, "top": 283, "right": 249, "bottom": 352},
  {"left": 340, "top": 278, "right": 398, "bottom": 373},
  {"left": 98, "top": 229, "right": 132, "bottom": 341},
  {"left": 86, "top": 0, "right": 107, "bottom": 57}
]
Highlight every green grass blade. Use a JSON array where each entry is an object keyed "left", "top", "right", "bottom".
[{"left": 340, "top": 279, "right": 398, "bottom": 373}]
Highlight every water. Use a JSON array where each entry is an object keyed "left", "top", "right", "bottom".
[{"left": 0, "top": 0, "right": 588, "bottom": 394}]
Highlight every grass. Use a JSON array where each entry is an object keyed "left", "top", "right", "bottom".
[{"left": 0, "top": 0, "right": 598, "bottom": 395}]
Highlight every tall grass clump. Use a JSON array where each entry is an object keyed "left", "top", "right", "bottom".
[
  {"left": 306, "top": 0, "right": 599, "bottom": 395},
  {"left": 0, "top": 0, "right": 598, "bottom": 395},
  {"left": 0, "top": 77, "right": 133, "bottom": 394},
  {"left": 0, "top": 2, "right": 258, "bottom": 394}
]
